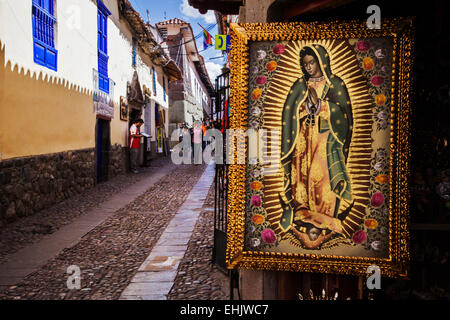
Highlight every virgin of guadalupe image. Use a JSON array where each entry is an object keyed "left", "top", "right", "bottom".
[{"left": 278, "top": 44, "right": 354, "bottom": 249}]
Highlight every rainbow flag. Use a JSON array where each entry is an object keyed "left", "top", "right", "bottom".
[{"left": 199, "top": 24, "right": 213, "bottom": 50}]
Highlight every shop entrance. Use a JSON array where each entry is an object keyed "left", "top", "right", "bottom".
[
  {"left": 96, "top": 118, "right": 111, "bottom": 183},
  {"left": 128, "top": 108, "right": 142, "bottom": 128}
]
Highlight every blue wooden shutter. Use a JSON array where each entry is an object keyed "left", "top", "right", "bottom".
[
  {"left": 132, "top": 38, "right": 137, "bottom": 68},
  {"left": 97, "top": 0, "right": 111, "bottom": 93},
  {"left": 163, "top": 76, "right": 166, "bottom": 102},
  {"left": 32, "top": 0, "right": 57, "bottom": 71},
  {"left": 152, "top": 67, "right": 157, "bottom": 96}
]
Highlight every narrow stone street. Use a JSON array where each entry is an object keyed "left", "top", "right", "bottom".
[{"left": 0, "top": 157, "right": 229, "bottom": 300}]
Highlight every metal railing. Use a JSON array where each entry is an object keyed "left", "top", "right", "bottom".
[{"left": 212, "top": 71, "right": 230, "bottom": 270}]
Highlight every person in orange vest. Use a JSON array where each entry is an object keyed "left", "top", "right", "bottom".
[{"left": 202, "top": 121, "right": 207, "bottom": 151}]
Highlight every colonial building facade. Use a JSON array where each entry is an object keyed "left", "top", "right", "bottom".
[
  {"left": 156, "top": 18, "right": 214, "bottom": 132},
  {"left": 0, "top": 0, "right": 181, "bottom": 225}
]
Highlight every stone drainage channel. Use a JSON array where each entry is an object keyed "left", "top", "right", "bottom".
[{"left": 120, "top": 163, "right": 215, "bottom": 300}]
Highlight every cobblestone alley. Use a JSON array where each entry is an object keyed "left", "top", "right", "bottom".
[{"left": 0, "top": 157, "right": 229, "bottom": 300}]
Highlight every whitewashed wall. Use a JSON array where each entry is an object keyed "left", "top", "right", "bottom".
[
  {"left": 0, "top": 0, "right": 169, "bottom": 146},
  {"left": 0, "top": 0, "right": 97, "bottom": 89}
]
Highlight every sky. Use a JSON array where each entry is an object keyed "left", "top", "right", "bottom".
[{"left": 128, "top": 0, "right": 225, "bottom": 84}]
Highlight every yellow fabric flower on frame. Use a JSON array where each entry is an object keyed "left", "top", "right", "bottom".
[
  {"left": 252, "top": 214, "right": 265, "bottom": 225},
  {"left": 250, "top": 181, "right": 263, "bottom": 191},
  {"left": 362, "top": 57, "right": 374, "bottom": 71},
  {"left": 251, "top": 88, "right": 262, "bottom": 100}
]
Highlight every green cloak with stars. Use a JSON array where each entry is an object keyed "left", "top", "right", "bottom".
[{"left": 278, "top": 44, "right": 353, "bottom": 232}]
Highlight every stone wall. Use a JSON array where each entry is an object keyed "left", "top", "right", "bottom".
[
  {"left": 0, "top": 145, "right": 128, "bottom": 227},
  {"left": 109, "top": 143, "right": 128, "bottom": 177}
]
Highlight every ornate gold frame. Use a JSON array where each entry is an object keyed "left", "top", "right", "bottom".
[{"left": 226, "top": 18, "right": 413, "bottom": 278}]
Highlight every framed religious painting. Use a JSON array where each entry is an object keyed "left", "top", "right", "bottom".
[
  {"left": 226, "top": 18, "right": 413, "bottom": 278},
  {"left": 120, "top": 96, "right": 129, "bottom": 121}
]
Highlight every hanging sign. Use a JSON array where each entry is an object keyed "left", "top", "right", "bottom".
[
  {"left": 157, "top": 127, "right": 164, "bottom": 153},
  {"left": 215, "top": 35, "right": 231, "bottom": 51},
  {"left": 93, "top": 69, "right": 115, "bottom": 119}
]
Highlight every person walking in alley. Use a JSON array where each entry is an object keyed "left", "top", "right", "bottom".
[
  {"left": 129, "top": 119, "right": 144, "bottom": 174},
  {"left": 202, "top": 121, "right": 207, "bottom": 151},
  {"left": 181, "top": 124, "right": 192, "bottom": 164},
  {"left": 193, "top": 121, "right": 203, "bottom": 165}
]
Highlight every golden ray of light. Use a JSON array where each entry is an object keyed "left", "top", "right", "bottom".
[
  {"left": 341, "top": 74, "right": 367, "bottom": 84},
  {"left": 267, "top": 210, "right": 283, "bottom": 215},
  {"left": 265, "top": 117, "right": 283, "bottom": 122},
  {"left": 340, "top": 68, "right": 362, "bottom": 80},
  {"left": 347, "top": 80, "right": 369, "bottom": 87},
  {"left": 270, "top": 80, "right": 291, "bottom": 90},
  {"left": 279, "top": 57, "right": 300, "bottom": 68},
  {"left": 352, "top": 95, "right": 372, "bottom": 101},
  {"left": 284, "top": 49, "right": 300, "bottom": 60},
  {"left": 291, "top": 41, "right": 301, "bottom": 51},
  {"left": 267, "top": 87, "right": 289, "bottom": 95},
  {"left": 282, "top": 54, "right": 301, "bottom": 66},
  {"left": 351, "top": 96, "right": 371, "bottom": 103},
  {"left": 333, "top": 51, "right": 354, "bottom": 64},
  {"left": 333, "top": 60, "right": 359, "bottom": 73},
  {"left": 330, "top": 39, "right": 346, "bottom": 52},
  {"left": 265, "top": 200, "right": 283, "bottom": 206},
  {"left": 273, "top": 79, "right": 299, "bottom": 87},
  {"left": 331, "top": 46, "right": 349, "bottom": 59},
  {"left": 350, "top": 90, "right": 370, "bottom": 97},
  {"left": 350, "top": 148, "right": 373, "bottom": 152},
  {"left": 265, "top": 114, "right": 282, "bottom": 119},
  {"left": 268, "top": 86, "right": 289, "bottom": 96},
  {"left": 264, "top": 112, "right": 283, "bottom": 117},
  {"left": 264, "top": 109, "right": 284, "bottom": 114},
  {"left": 264, "top": 110, "right": 282, "bottom": 115},
  {"left": 273, "top": 73, "right": 299, "bottom": 82},
  {"left": 266, "top": 91, "right": 286, "bottom": 98},
  {"left": 265, "top": 178, "right": 284, "bottom": 183},
  {"left": 349, "top": 89, "right": 370, "bottom": 96},
  {"left": 353, "top": 110, "right": 373, "bottom": 114},
  {"left": 266, "top": 97, "right": 287, "bottom": 104},
  {"left": 277, "top": 62, "right": 299, "bottom": 71}
]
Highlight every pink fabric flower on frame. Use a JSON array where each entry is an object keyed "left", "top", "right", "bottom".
[
  {"left": 273, "top": 44, "right": 285, "bottom": 55},
  {"left": 371, "top": 76, "right": 385, "bottom": 86},
  {"left": 371, "top": 192, "right": 385, "bottom": 208},
  {"left": 256, "top": 76, "right": 267, "bottom": 85},
  {"left": 352, "top": 230, "right": 367, "bottom": 244},
  {"left": 251, "top": 195, "right": 262, "bottom": 207},
  {"left": 356, "top": 40, "right": 371, "bottom": 52},
  {"left": 261, "top": 229, "right": 277, "bottom": 244}
]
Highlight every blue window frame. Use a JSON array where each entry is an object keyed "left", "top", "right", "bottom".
[
  {"left": 132, "top": 38, "right": 137, "bottom": 68},
  {"left": 163, "top": 76, "right": 166, "bottom": 102},
  {"left": 97, "top": 0, "right": 111, "bottom": 93},
  {"left": 152, "top": 66, "right": 157, "bottom": 96},
  {"left": 32, "top": 0, "right": 57, "bottom": 71}
]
